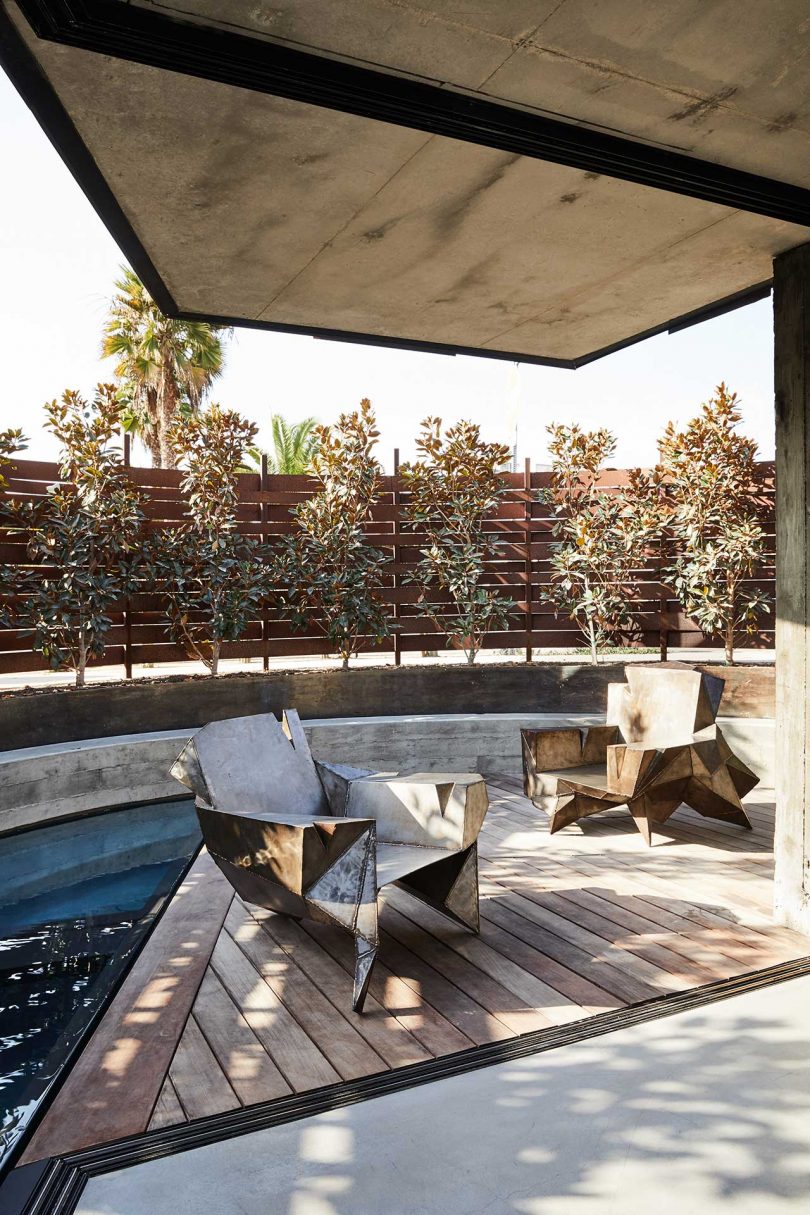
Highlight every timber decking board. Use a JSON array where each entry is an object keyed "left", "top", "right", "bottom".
[
  {"left": 300, "top": 916, "right": 475, "bottom": 1057},
  {"left": 208, "top": 928, "right": 340, "bottom": 1092},
  {"left": 483, "top": 797, "right": 783, "bottom": 947},
  {"left": 19, "top": 780, "right": 809, "bottom": 1162},
  {"left": 384, "top": 885, "right": 622, "bottom": 1014},
  {"left": 169, "top": 1015, "right": 240, "bottom": 1121},
  {"left": 224, "top": 901, "right": 389, "bottom": 1080},
  {"left": 374, "top": 921, "right": 517, "bottom": 1045},
  {"left": 251, "top": 906, "right": 433, "bottom": 1070},
  {"left": 473, "top": 892, "right": 660, "bottom": 1006},
  {"left": 481, "top": 879, "right": 730, "bottom": 986},
  {"left": 385, "top": 887, "right": 614, "bottom": 1017},
  {"left": 20, "top": 850, "right": 234, "bottom": 1163},
  {"left": 484, "top": 781, "right": 781, "bottom": 917},
  {"left": 379, "top": 902, "right": 555, "bottom": 1037},
  {"left": 490, "top": 873, "right": 768, "bottom": 977},
  {"left": 147, "top": 1078, "right": 184, "bottom": 1132},
  {"left": 189, "top": 969, "right": 292, "bottom": 1106}
]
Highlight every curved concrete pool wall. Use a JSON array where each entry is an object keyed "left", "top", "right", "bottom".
[{"left": 0, "top": 713, "right": 775, "bottom": 835}]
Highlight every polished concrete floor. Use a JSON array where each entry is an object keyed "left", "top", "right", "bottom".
[{"left": 76, "top": 972, "right": 810, "bottom": 1215}]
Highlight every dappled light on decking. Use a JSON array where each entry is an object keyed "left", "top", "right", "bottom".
[{"left": 20, "top": 775, "right": 808, "bottom": 1163}]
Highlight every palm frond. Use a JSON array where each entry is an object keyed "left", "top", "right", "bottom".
[
  {"left": 101, "top": 265, "right": 229, "bottom": 466},
  {"left": 268, "top": 414, "right": 319, "bottom": 474}
]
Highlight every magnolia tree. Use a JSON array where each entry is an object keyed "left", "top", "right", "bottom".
[
  {"left": 4, "top": 387, "right": 145, "bottom": 686},
  {"left": 658, "top": 383, "right": 770, "bottom": 664},
  {"left": 0, "top": 428, "right": 25, "bottom": 484},
  {"left": 0, "top": 427, "right": 27, "bottom": 607},
  {"left": 400, "top": 418, "right": 515, "bottom": 664},
  {"left": 542, "top": 424, "right": 660, "bottom": 665},
  {"left": 273, "top": 399, "right": 391, "bottom": 669},
  {"left": 156, "top": 404, "right": 267, "bottom": 675}
]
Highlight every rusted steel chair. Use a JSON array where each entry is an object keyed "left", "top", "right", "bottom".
[
  {"left": 171, "top": 710, "right": 488, "bottom": 1011},
  {"left": 521, "top": 664, "right": 758, "bottom": 846}
]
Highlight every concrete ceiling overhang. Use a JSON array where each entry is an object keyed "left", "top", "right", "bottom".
[{"left": 2, "top": 0, "right": 810, "bottom": 367}]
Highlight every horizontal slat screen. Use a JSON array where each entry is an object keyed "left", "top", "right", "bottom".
[{"left": 0, "top": 456, "right": 775, "bottom": 676}]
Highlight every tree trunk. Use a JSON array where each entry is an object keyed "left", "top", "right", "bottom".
[
  {"left": 156, "top": 357, "right": 180, "bottom": 469},
  {"left": 466, "top": 648, "right": 477, "bottom": 664},
  {"left": 145, "top": 425, "right": 162, "bottom": 468},
  {"left": 76, "top": 630, "right": 87, "bottom": 688},
  {"left": 210, "top": 641, "right": 219, "bottom": 677},
  {"left": 725, "top": 621, "right": 735, "bottom": 665},
  {"left": 588, "top": 619, "right": 599, "bottom": 665},
  {"left": 341, "top": 654, "right": 350, "bottom": 670},
  {"left": 141, "top": 387, "right": 162, "bottom": 467}
]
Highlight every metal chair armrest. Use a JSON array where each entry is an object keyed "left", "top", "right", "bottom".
[
  {"left": 606, "top": 741, "right": 664, "bottom": 796},
  {"left": 341, "top": 771, "right": 489, "bottom": 851},
  {"left": 522, "top": 724, "right": 619, "bottom": 769}
]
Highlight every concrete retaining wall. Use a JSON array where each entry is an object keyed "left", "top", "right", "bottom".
[
  {"left": 0, "top": 661, "right": 774, "bottom": 751},
  {"left": 0, "top": 712, "right": 775, "bottom": 836}
]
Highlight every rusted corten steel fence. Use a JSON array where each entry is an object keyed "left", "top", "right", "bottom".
[{"left": 0, "top": 455, "right": 775, "bottom": 676}]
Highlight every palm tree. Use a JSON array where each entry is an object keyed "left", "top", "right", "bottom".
[
  {"left": 102, "top": 268, "right": 230, "bottom": 467},
  {"left": 256, "top": 414, "right": 320, "bottom": 474}
]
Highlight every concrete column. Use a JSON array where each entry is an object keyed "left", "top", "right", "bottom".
[{"left": 774, "top": 240, "right": 810, "bottom": 933}]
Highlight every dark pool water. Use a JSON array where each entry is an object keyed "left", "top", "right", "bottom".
[{"left": 0, "top": 799, "right": 200, "bottom": 1175}]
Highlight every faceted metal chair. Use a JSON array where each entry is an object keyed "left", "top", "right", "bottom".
[
  {"left": 521, "top": 664, "right": 758, "bottom": 846},
  {"left": 171, "top": 711, "right": 489, "bottom": 1011}
]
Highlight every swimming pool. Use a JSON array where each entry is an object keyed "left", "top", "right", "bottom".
[{"left": 0, "top": 799, "right": 200, "bottom": 1176}]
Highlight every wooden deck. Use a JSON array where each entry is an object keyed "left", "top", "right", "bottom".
[{"left": 21, "top": 776, "right": 809, "bottom": 1162}]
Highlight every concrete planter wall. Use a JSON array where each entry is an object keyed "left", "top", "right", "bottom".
[
  {"left": 0, "top": 712, "right": 775, "bottom": 836},
  {"left": 0, "top": 661, "right": 774, "bottom": 752},
  {"left": 0, "top": 665, "right": 772, "bottom": 835},
  {"left": 0, "top": 662, "right": 775, "bottom": 835}
]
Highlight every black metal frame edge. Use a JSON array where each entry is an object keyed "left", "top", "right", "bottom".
[
  {"left": 174, "top": 279, "right": 773, "bottom": 368},
  {"left": 14, "top": 952, "right": 810, "bottom": 1215},
  {"left": 174, "top": 306, "right": 575, "bottom": 368},
  {"left": 16, "top": 0, "right": 810, "bottom": 227},
  {"left": 0, "top": 2, "right": 174, "bottom": 314},
  {"left": 548, "top": 279, "right": 772, "bottom": 367},
  {"left": 665, "top": 280, "right": 773, "bottom": 336}
]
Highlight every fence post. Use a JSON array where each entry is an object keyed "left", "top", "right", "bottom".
[
  {"left": 392, "top": 448, "right": 402, "bottom": 666},
  {"left": 123, "top": 431, "right": 133, "bottom": 680},
  {"left": 524, "top": 457, "right": 533, "bottom": 663},
  {"left": 657, "top": 484, "right": 669, "bottom": 662},
  {"left": 658, "top": 593, "right": 668, "bottom": 662},
  {"left": 261, "top": 453, "right": 270, "bottom": 672}
]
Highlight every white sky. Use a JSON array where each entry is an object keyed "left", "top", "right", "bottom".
[{"left": 0, "top": 67, "right": 775, "bottom": 473}]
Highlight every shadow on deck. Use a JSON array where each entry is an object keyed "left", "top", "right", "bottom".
[{"left": 19, "top": 775, "right": 807, "bottom": 1164}]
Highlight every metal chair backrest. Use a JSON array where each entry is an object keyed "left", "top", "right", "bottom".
[
  {"left": 171, "top": 710, "right": 329, "bottom": 816},
  {"left": 606, "top": 664, "right": 724, "bottom": 747}
]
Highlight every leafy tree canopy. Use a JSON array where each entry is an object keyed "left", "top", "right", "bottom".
[
  {"left": 400, "top": 418, "right": 515, "bottom": 664},
  {"left": 542, "top": 424, "right": 661, "bottom": 665},
  {"left": 658, "top": 382, "right": 770, "bottom": 663},
  {"left": 3, "top": 387, "right": 145, "bottom": 686},
  {"left": 155, "top": 404, "right": 268, "bottom": 675},
  {"left": 249, "top": 414, "right": 320, "bottom": 475},
  {"left": 273, "top": 399, "right": 392, "bottom": 667}
]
